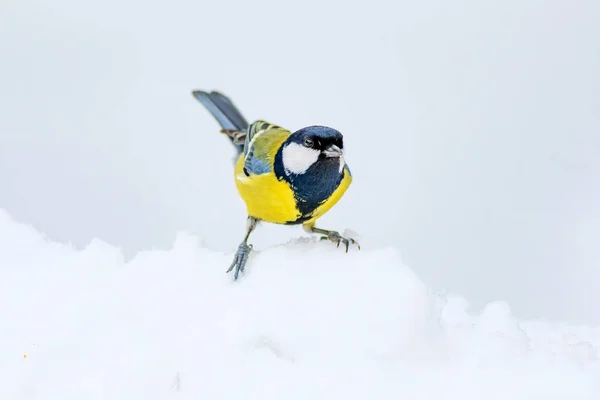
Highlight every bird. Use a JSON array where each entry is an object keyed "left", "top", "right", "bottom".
[{"left": 191, "top": 90, "right": 359, "bottom": 279}]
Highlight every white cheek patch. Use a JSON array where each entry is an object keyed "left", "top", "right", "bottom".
[
  {"left": 338, "top": 155, "right": 346, "bottom": 173},
  {"left": 282, "top": 142, "right": 320, "bottom": 175}
]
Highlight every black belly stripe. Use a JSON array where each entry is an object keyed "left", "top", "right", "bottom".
[{"left": 284, "top": 214, "right": 313, "bottom": 225}]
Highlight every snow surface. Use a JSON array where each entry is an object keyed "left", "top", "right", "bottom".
[{"left": 1, "top": 208, "right": 599, "bottom": 399}]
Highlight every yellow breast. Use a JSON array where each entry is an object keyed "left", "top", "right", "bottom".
[
  {"left": 233, "top": 154, "right": 301, "bottom": 223},
  {"left": 233, "top": 154, "right": 353, "bottom": 225}
]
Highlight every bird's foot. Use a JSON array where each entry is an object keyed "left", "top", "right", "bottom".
[
  {"left": 226, "top": 242, "right": 253, "bottom": 280},
  {"left": 319, "top": 230, "right": 360, "bottom": 252}
]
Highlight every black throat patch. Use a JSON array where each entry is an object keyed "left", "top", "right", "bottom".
[{"left": 274, "top": 149, "right": 343, "bottom": 223}]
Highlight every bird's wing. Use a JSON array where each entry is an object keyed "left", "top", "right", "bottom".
[{"left": 243, "top": 120, "right": 291, "bottom": 175}]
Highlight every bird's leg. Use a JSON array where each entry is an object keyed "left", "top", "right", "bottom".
[
  {"left": 227, "top": 216, "right": 259, "bottom": 280},
  {"left": 303, "top": 223, "right": 360, "bottom": 252}
]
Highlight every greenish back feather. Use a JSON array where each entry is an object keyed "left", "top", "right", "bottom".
[{"left": 243, "top": 120, "right": 291, "bottom": 175}]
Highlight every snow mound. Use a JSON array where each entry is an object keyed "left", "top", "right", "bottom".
[{"left": 1, "top": 208, "right": 599, "bottom": 399}]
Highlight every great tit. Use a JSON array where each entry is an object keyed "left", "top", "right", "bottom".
[{"left": 191, "top": 90, "right": 358, "bottom": 279}]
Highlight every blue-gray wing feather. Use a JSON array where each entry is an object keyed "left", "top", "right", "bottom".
[{"left": 242, "top": 121, "right": 290, "bottom": 176}]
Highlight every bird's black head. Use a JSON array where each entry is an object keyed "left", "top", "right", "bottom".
[
  {"left": 278, "top": 125, "right": 344, "bottom": 176},
  {"left": 290, "top": 125, "right": 344, "bottom": 153},
  {"left": 274, "top": 125, "right": 348, "bottom": 221}
]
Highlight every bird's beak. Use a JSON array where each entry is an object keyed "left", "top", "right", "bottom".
[{"left": 323, "top": 144, "right": 343, "bottom": 158}]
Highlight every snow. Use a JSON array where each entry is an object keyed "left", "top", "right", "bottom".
[{"left": 1, "top": 208, "right": 599, "bottom": 399}]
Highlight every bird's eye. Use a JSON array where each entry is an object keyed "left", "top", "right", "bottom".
[{"left": 303, "top": 137, "right": 314, "bottom": 147}]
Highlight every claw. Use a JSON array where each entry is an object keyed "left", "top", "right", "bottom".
[
  {"left": 226, "top": 242, "right": 253, "bottom": 280},
  {"left": 320, "top": 231, "right": 360, "bottom": 252}
]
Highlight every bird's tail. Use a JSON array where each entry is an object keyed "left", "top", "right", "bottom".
[{"left": 191, "top": 90, "right": 249, "bottom": 154}]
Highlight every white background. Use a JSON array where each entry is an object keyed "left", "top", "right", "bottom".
[{"left": 1, "top": 0, "right": 599, "bottom": 324}]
